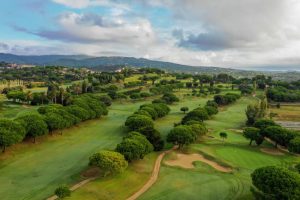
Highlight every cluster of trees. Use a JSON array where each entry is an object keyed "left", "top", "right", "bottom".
[
  {"left": 267, "top": 86, "right": 300, "bottom": 102},
  {"left": 245, "top": 96, "right": 268, "bottom": 125},
  {"left": 213, "top": 93, "right": 241, "bottom": 106},
  {"left": 251, "top": 166, "right": 300, "bottom": 199},
  {"left": 125, "top": 102, "right": 170, "bottom": 151},
  {"left": 181, "top": 101, "right": 218, "bottom": 124},
  {"left": 116, "top": 132, "right": 153, "bottom": 161},
  {"left": 0, "top": 66, "right": 89, "bottom": 83},
  {"left": 0, "top": 94, "right": 108, "bottom": 152},
  {"left": 243, "top": 119, "right": 300, "bottom": 153},
  {"left": 167, "top": 100, "right": 218, "bottom": 148}
]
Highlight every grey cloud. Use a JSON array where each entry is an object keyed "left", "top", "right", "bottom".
[
  {"left": 0, "top": 43, "right": 9, "bottom": 51},
  {"left": 173, "top": 29, "right": 232, "bottom": 51}
]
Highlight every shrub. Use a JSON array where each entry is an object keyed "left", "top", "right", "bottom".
[
  {"left": 180, "top": 107, "right": 189, "bottom": 114},
  {"left": 89, "top": 150, "right": 128, "bottom": 176},
  {"left": 288, "top": 137, "right": 300, "bottom": 153},
  {"left": 54, "top": 186, "right": 71, "bottom": 199},
  {"left": 182, "top": 107, "right": 209, "bottom": 124},
  {"left": 167, "top": 125, "right": 195, "bottom": 148},
  {"left": 125, "top": 114, "right": 154, "bottom": 131},
  {"left": 99, "top": 95, "right": 112, "bottom": 106},
  {"left": 116, "top": 138, "right": 145, "bottom": 161},
  {"left": 204, "top": 105, "right": 218, "bottom": 116},
  {"left": 161, "top": 93, "right": 179, "bottom": 104},
  {"left": 251, "top": 166, "right": 300, "bottom": 200}
]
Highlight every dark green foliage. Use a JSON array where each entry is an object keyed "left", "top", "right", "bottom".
[
  {"left": 295, "top": 163, "right": 300, "bottom": 173},
  {"left": 139, "top": 127, "right": 164, "bottom": 151},
  {"left": 204, "top": 105, "right": 218, "bottom": 116},
  {"left": 89, "top": 150, "right": 128, "bottom": 176},
  {"left": 251, "top": 166, "right": 300, "bottom": 200},
  {"left": 140, "top": 106, "right": 158, "bottom": 120},
  {"left": 134, "top": 110, "right": 152, "bottom": 118},
  {"left": 182, "top": 107, "right": 209, "bottom": 124},
  {"left": 64, "top": 105, "right": 90, "bottom": 121},
  {"left": 16, "top": 114, "right": 48, "bottom": 143},
  {"left": 219, "top": 132, "right": 228, "bottom": 142},
  {"left": 161, "top": 93, "right": 179, "bottom": 104},
  {"left": 130, "top": 93, "right": 141, "bottom": 100},
  {"left": 125, "top": 114, "right": 154, "bottom": 131},
  {"left": 239, "top": 84, "right": 253, "bottom": 95},
  {"left": 98, "top": 95, "right": 112, "bottom": 106},
  {"left": 214, "top": 93, "right": 240, "bottom": 106},
  {"left": 152, "top": 99, "right": 166, "bottom": 104},
  {"left": 167, "top": 125, "right": 194, "bottom": 148},
  {"left": 189, "top": 123, "right": 208, "bottom": 137},
  {"left": 264, "top": 126, "right": 293, "bottom": 147},
  {"left": 116, "top": 138, "right": 145, "bottom": 161},
  {"left": 180, "top": 107, "right": 189, "bottom": 114},
  {"left": 254, "top": 119, "right": 278, "bottom": 131},
  {"left": 44, "top": 113, "right": 65, "bottom": 132},
  {"left": 243, "top": 127, "right": 262, "bottom": 146},
  {"left": 54, "top": 186, "right": 71, "bottom": 199},
  {"left": 267, "top": 86, "right": 300, "bottom": 102},
  {"left": 140, "top": 92, "right": 151, "bottom": 98},
  {"left": 0, "top": 119, "right": 26, "bottom": 152},
  {"left": 206, "top": 100, "right": 218, "bottom": 108},
  {"left": 124, "top": 132, "right": 153, "bottom": 156},
  {"left": 288, "top": 137, "right": 300, "bottom": 153}
]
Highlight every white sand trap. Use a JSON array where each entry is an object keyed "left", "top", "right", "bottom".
[
  {"left": 165, "top": 153, "right": 232, "bottom": 173},
  {"left": 260, "top": 147, "right": 284, "bottom": 156}
]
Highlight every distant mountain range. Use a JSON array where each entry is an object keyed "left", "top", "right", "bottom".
[
  {"left": 0, "top": 53, "right": 299, "bottom": 81},
  {"left": 0, "top": 53, "right": 243, "bottom": 73}
]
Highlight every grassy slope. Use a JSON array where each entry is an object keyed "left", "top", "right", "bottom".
[
  {"left": 0, "top": 101, "right": 149, "bottom": 200},
  {"left": 139, "top": 97, "right": 300, "bottom": 200}
]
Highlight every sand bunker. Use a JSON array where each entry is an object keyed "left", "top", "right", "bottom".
[
  {"left": 164, "top": 153, "right": 232, "bottom": 173},
  {"left": 260, "top": 148, "right": 284, "bottom": 156}
]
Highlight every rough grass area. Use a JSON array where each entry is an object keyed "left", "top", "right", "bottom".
[{"left": 270, "top": 105, "right": 300, "bottom": 122}]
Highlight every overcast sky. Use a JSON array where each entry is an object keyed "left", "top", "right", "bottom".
[{"left": 1, "top": 0, "right": 300, "bottom": 69}]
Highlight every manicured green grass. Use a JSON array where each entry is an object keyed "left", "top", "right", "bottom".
[
  {"left": 0, "top": 101, "right": 39, "bottom": 118},
  {"left": 139, "top": 96, "right": 300, "bottom": 200},
  {"left": 69, "top": 153, "right": 158, "bottom": 200},
  {"left": 0, "top": 101, "right": 150, "bottom": 200}
]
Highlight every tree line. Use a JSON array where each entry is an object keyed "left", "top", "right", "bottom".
[{"left": 0, "top": 94, "right": 108, "bottom": 152}]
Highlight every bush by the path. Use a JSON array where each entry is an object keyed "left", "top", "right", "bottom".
[
  {"left": 89, "top": 150, "right": 128, "bottom": 176},
  {"left": 251, "top": 166, "right": 300, "bottom": 199},
  {"left": 167, "top": 125, "right": 195, "bottom": 148},
  {"left": 54, "top": 185, "right": 71, "bottom": 199}
]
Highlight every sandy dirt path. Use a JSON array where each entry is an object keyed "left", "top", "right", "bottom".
[
  {"left": 126, "top": 147, "right": 176, "bottom": 200},
  {"left": 46, "top": 177, "right": 96, "bottom": 200}
]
